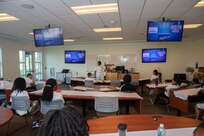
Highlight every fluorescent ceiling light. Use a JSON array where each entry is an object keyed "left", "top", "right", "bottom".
[
  {"left": 29, "top": 32, "right": 33, "bottom": 35},
  {"left": 0, "top": 13, "right": 19, "bottom": 21},
  {"left": 64, "top": 39, "right": 75, "bottom": 42},
  {"left": 71, "top": 3, "right": 118, "bottom": 15},
  {"left": 93, "top": 27, "right": 121, "bottom": 32},
  {"left": 184, "top": 24, "right": 202, "bottom": 29},
  {"left": 194, "top": 0, "right": 204, "bottom": 7},
  {"left": 103, "top": 37, "right": 123, "bottom": 40}
]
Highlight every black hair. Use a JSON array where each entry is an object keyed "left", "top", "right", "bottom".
[
  {"left": 97, "top": 61, "right": 101, "bottom": 65},
  {"left": 153, "top": 69, "right": 159, "bottom": 75},
  {"left": 38, "top": 105, "right": 89, "bottom": 136},
  {"left": 123, "top": 74, "right": 132, "bottom": 84},
  {"left": 193, "top": 78, "right": 199, "bottom": 84},
  {"left": 41, "top": 78, "right": 57, "bottom": 102},
  {"left": 193, "top": 122, "right": 204, "bottom": 135},
  {"left": 13, "top": 77, "right": 26, "bottom": 92},
  {"left": 27, "top": 73, "right": 32, "bottom": 77},
  {"left": 87, "top": 72, "right": 92, "bottom": 77}
]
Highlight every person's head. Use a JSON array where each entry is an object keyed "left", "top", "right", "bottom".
[
  {"left": 97, "top": 61, "right": 101, "bottom": 66},
  {"left": 153, "top": 69, "right": 159, "bottom": 75},
  {"left": 193, "top": 78, "right": 199, "bottom": 84},
  {"left": 38, "top": 106, "right": 89, "bottom": 136},
  {"left": 123, "top": 74, "right": 132, "bottom": 84},
  {"left": 27, "top": 73, "right": 33, "bottom": 79},
  {"left": 193, "top": 122, "right": 204, "bottom": 136},
  {"left": 13, "top": 77, "right": 26, "bottom": 91},
  {"left": 41, "top": 78, "right": 57, "bottom": 102},
  {"left": 171, "top": 78, "right": 178, "bottom": 85},
  {"left": 87, "top": 72, "right": 92, "bottom": 78}
]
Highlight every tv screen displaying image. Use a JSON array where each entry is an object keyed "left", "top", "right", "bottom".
[
  {"left": 65, "top": 50, "right": 85, "bottom": 64},
  {"left": 142, "top": 48, "right": 167, "bottom": 63},
  {"left": 147, "top": 21, "right": 184, "bottom": 42},
  {"left": 33, "top": 27, "right": 64, "bottom": 47}
]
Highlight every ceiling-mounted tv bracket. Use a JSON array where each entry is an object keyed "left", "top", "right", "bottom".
[{"left": 46, "top": 24, "right": 51, "bottom": 28}]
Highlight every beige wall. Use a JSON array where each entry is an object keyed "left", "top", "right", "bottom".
[
  {"left": 0, "top": 37, "right": 39, "bottom": 80},
  {"left": 43, "top": 39, "right": 204, "bottom": 81},
  {"left": 0, "top": 36, "right": 203, "bottom": 81}
]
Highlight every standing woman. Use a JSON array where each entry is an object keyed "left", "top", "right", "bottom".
[{"left": 95, "top": 61, "right": 104, "bottom": 80}]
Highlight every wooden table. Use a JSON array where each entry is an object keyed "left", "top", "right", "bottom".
[
  {"left": 169, "top": 88, "right": 202, "bottom": 116},
  {"left": 88, "top": 114, "right": 201, "bottom": 134},
  {"left": 73, "top": 85, "right": 118, "bottom": 92},
  {"left": 29, "top": 90, "right": 143, "bottom": 117},
  {"left": 145, "top": 83, "right": 169, "bottom": 94},
  {"left": 0, "top": 107, "right": 13, "bottom": 136}
]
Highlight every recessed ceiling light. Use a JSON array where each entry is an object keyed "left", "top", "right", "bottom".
[
  {"left": 184, "top": 24, "right": 202, "bottom": 29},
  {"left": 103, "top": 37, "right": 123, "bottom": 40},
  {"left": 0, "top": 13, "right": 19, "bottom": 21},
  {"left": 21, "top": 4, "right": 35, "bottom": 9},
  {"left": 194, "top": 0, "right": 204, "bottom": 7},
  {"left": 93, "top": 27, "right": 121, "bottom": 32},
  {"left": 71, "top": 3, "right": 118, "bottom": 15},
  {"left": 64, "top": 39, "right": 75, "bottom": 42}
]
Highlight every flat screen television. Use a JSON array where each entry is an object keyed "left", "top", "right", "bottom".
[
  {"left": 147, "top": 21, "right": 184, "bottom": 42},
  {"left": 33, "top": 27, "right": 64, "bottom": 47},
  {"left": 65, "top": 50, "right": 85, "bottom": 64},
  {"left": 142, "top": 48, "right": 167, "bottom": 63}
]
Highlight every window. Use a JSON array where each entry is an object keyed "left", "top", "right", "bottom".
[
  {"left": 0, "top": 48, "right": 3, "bottom": 78},
  {"left": 19, "top": 51, "right": 42, "bottom": 80},
  {"left": 35, "top": 52, "right": 42, "bottom": 80}
]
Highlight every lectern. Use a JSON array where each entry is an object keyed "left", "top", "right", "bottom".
[{"left": 62, "top": 69, "right": 69, "bottom": 84}]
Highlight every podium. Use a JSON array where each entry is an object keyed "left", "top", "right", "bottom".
[{"left": 62, "top": 69, "right": 69, "bottom": 84}]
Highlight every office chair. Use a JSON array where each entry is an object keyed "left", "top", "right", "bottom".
[
  {"left": 40, "top": 99, "right": 64, "bottom": 115},
  {"left": 94, "top": 96, "right": 119, "bottom": 117},
  {"left": 110, "top": 80, "right": 121, "bottom": 87},
  {"left": 8, "top": 96, "right": 31, "bottom": 135},
  {"left": 85, "top": 80, "right": 94, "bottom": 86}
]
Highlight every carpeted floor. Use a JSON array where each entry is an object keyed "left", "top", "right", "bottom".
[{"left": 0, "top": 87, "right": 196, "bottom": 136}]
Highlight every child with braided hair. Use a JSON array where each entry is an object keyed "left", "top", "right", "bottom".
[{"left": 38, "top": 105, "right": 89, "bottom": 136}]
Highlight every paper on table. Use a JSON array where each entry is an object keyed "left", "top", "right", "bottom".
[
  {"left": 174, "top": 88, "right": 201, "bottom": 100},
  {"left": 90, "top": 127, "right": 195, "bottom": 136}
]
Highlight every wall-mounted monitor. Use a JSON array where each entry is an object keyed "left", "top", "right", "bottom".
[
  {"left": 142, "top": 48, "right": 167, "bottom": 63},
  {"left": 147, "top": 21, "right": 184, "bottom": 42},
  {"left": 33, "top": 27, "right": 64, "bottom": 47},
  {"left": 65, "top": 50, "right": 85, "bottom": 64}
]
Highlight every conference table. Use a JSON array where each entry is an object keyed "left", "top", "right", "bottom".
[
  {"left": 88, "top": 114, "right": 201, "bottom": 136},
  {"left": 145, "top": 83, "right": 169, "bottom": 95},
  {"left": 73, "top": 85, "right": 118, "bottom": 92},
  {"left": 29, "top": 90, "right": 143, "bottom": 117},
  {"left": 169, "top": 87, "right": 203, "bottom": 116},
  {"left": 0, "top": 106, "right": 13, "bottom": 136}
]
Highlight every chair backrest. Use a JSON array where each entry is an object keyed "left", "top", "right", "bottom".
[
  {"left": 130, "top": 80, "right": 139, "bottom": 86},
  {"left": 11, "top": 96, "right": 30, "bottom": 112},
  {"left": 85, "top": 80, "right": 94, "bottom": 86},
  {"left": 95, "top": 97, "right": 118, "bottom": 113},
  {"left": 110, "top": 80, "right": 121, "bottom": 87},
  {"left": 41, "top": 100, "right": 64, "bottom": 115}
]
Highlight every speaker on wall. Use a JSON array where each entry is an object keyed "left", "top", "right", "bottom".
[{"left": 196, "top": 62, "right": 198, "bottom": 69}]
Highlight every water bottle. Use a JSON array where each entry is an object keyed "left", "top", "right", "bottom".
[
  {"left": 157, "top": 124, "right": 166, "bottom": 136},
  {"left": 155, "top": 78, "right": 159, "bottom": 86},
  {"left": 118, "top": 123, "right": 127, "bottom": 136}
]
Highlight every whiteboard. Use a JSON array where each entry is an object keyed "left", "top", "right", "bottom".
[{"left": 87, "top": 54, "right": 138, "bottom": 73}]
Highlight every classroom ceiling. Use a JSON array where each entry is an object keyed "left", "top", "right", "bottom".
[{"left": 0, "top": 0, "right": 204, "bottom": 45}]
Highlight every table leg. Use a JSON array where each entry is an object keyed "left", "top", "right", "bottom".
[
  {"left": 125, "top": 101, "right": 130, "bottom": 114},
  {"left": 177, "top": 110, "right": 181, "bottom": 116},
  {"left": 82, "top": 100, "right": 87, "bottom": 117}
]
